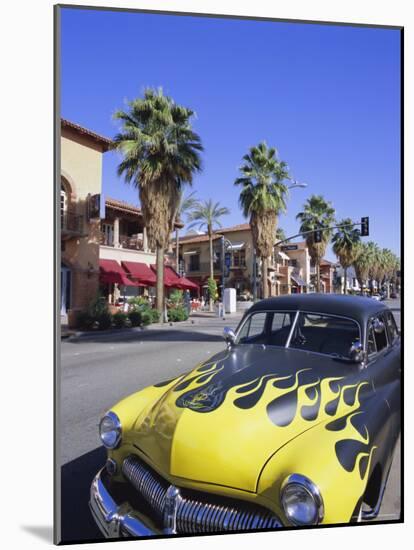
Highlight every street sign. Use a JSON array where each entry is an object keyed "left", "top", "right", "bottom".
[
  {"left": 361, "top": 216, "right": 369, "bottom": 237},
  {"left": 281, "top": 244, "right": 298, "bottom": 251}
]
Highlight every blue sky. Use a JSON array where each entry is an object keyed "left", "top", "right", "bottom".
[{"left": 61, "top": 7, "right": 401, "bottom": 261}]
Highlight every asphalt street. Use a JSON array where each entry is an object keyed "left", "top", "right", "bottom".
[{"left": 59, "top": 299, "right": 401, "bottom": 542}]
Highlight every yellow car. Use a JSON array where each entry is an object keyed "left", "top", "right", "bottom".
[{"left": 89, "top": 294, "right": 400, "bottom": 537}]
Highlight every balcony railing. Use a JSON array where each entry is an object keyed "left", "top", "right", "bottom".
[
  {"left": 100, "top": 232, "right": 154, "bottom": 253},
  {"left": 119, "top": 233, "right": 145, "bottom": 250},
  {"left": 61, "top": 210, "right": 83, "bottom": 234}
]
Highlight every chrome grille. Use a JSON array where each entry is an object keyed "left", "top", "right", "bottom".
[
  {"left": 122, "top": 455, "right": 281, "bottom": 533},
  {"left": 122, "top": 455, "right": 168, "bottom": 519}
]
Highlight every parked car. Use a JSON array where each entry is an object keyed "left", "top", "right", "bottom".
[
  {"left": 390, "top": 292, "right": 398, "bottom": 299},
  {"left": 90, "top": 294, "right": 400, "bottom": 537}
]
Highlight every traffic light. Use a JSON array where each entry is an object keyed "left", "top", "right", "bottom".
[
  {"left": 361, "top": 216, "right": 369, "bottom": 237},
  {"left": 314, "top": 228, "right": 322, "bottom": 243}
]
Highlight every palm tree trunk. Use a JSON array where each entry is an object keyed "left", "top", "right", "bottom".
[
  {"left": 156, "top": 245, "right": 164, "bottom": 321},
  {"left": 209, "top": 229, "right": 214, "bottom": 312},
  {"left": 262, "top": 256, "right": 269, "bottom": 298},
  {"left": 343, "top": 267, "right": 347, "bottom": 295},
  {"left": 175, "top": 228, "right": 179, "bottom": 272}
]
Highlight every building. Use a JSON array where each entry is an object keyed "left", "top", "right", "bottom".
[
  {"left": 99, "top": 197, "right": 183, "bottom": 304},
  {"left": 177, "top": 224, "right": 333, "bottom": 298},
  {"left": 60, "top": 119, "right": 111, "bottom": 326},
  {"left": 276, "top": 241, "right": 311, "bottom": 295},
  {"left": 333, "top": 265, "right": 361, "bottom": 294},
  {"left": 318, "top": 259, "right": 335, "bottom": 294},
  {"left": 178, "top": 224, "right": 253, "bottom": 296}
]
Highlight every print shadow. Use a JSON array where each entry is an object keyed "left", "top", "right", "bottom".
[
  {"left": 21, "top": 526, "right": 53, "bottom": 543},
  {"left": 60, "top": 446, "right": 106, "bottom": 543}
]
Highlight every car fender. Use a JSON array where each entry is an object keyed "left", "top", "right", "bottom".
[{"left": 257, "top": 394, "right": 394, "bottom": 525}]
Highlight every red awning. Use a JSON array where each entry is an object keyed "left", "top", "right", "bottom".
[
  {"left": 99, "top": 259, "right": 137, "bottom": 286},
  {"left": 151, "top": 265, "right": 184, "bottom": 289},
  {"left": 178, "top": 276, "right": 200, "bottom": 291},
  {"left": 121, "top": 261, "right": 156, "bottom": 286}
]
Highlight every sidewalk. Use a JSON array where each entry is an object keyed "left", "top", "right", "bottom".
[{"left": 61, "top": 310, "right": 243, "bottom": 341}]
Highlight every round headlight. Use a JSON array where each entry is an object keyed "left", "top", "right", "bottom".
[
  {"left": 280, "top": 474, "right": 324, "bottom": 526},
  {"left": 99, "top": 411, "right": 122, "bottom": 449}
]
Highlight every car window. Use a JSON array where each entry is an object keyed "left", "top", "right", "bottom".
[
  {"left": 367, "top": 325, "right": 377, "bottom": 356},
  {"left": 385, "top": 311, "right": 399, "bottom": 344},
  {"left": 369, "top": 315, "right": 388, "bottom": 354},
  {"left": 237, "top": 312, "right": 267, "bottom": 343},
  {"left": 236, "top": 311, "right": 293, "bottom": 346},
  {"left": 289, "top": 312, "right": 360, "bottom": 358},
  {"left": 271, "top": 312, "right": 290, "bottom": 331}
]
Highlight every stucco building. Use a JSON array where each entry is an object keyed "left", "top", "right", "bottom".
[
  {"left": 178, "top": 224, "right": 254, "bottom": 296},
  {"left": 60, "top": 119, "right": 111, "bottom": 325},
  {"left": 177, "top": 224, "right": 332, "bottom": 298},
  {"left": 99, "top": 197, "right": 183, "bottom": 304}
]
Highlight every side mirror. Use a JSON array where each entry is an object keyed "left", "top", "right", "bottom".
[
  {"left": 373, "top": 318, "right": 385, "bottom": 334},
  {"left": 349, "top": 340, "right": 365, "bottom": 363},
  {"left": 223, "top": 327, "right": 236, "bottom": 347}
]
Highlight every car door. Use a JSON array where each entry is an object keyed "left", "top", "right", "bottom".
[
  {"left": 382, "top": 310, "right": 401, "bottom": 442},
  {"left": 365, "top": 312, "right": 400, "bottom": 449}
]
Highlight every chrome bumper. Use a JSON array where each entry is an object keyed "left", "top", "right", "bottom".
[{"left": 89, "top": 468, "right": 158, "bottom": 538}]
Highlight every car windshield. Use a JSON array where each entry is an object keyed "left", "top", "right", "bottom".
[{"left": 236, "top": 310, "right": 361, "bottom": 359}]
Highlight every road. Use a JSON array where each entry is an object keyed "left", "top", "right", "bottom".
[{"left": 59, "top": 299, "right": 401, "bottom": 542}]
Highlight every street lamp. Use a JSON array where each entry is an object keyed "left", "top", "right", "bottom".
[
  {"left": 288, "top": 180, "right": 307, "bottom": 190},
  {"left": 221, "top": 235, "right": 233, "bottom": 300}
]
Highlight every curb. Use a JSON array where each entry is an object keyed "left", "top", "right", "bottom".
[
  {"left": 63, "top": 319, "right": 198, "bottom": 341},
  {"left": 61, "top": 313, "right": 242, "bottom": 342}
]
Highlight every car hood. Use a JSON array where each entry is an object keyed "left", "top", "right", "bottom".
[{"left": 131, "top": 345, "right": 369, "bottom": 492}]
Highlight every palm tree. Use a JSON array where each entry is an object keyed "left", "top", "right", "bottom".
[
  {"left": 366, "top": 241, "right": 381, "bottom": 293},
  {"left": 353, "top": 242, "right": 374, "bottom": 294},
  {"left": 275, "top": 227, "right": 287, "bottom": 242},
  {"left": 296, "top": 195, "right": 335, "bottom": 292},
  {"left": 332, "top": 218, "right": 361, "bottom": 294},
  {"left": 380, "top": 248, "right": 399, "bottom": 297},
  {"left": 174, "top": 190, "right": 198, "bottom": 271},
  {"left": 112, "top": 88, "right": 203, "bottom": 318},
  {"left": 187, "top": 199, "right": 230, "bottom": 311},
  {"left": 235, "top": 141, "right": 290, "bottom": 299}
]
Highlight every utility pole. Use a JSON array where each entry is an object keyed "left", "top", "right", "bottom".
[
  {"left": 221, "top": 236, "right": 225, "bottom": 301},
  {"left": 253, "top": 248, "right": 257, "bottom": 301}
]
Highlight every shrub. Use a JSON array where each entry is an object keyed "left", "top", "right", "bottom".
[
  {"left": 89, "top": 293, "right": 110, "bottom": 317},
  {"left": 149, "top": 308, "right": 160, "bottom": 323},
  {"left": 168, "top": 306, "right": 189, "bottom": 322},
  {"left": 141, "top": 310, "right": 152, "bottom": 326},
  {"left": 128, "top": 310, "right": 142, "bottom": 327},
  {"left": 77, "top": 311, "right": 94, "bottom": 330},
  {"left": 207, "top": 278, "right": 218, "bottom": 302},
  {"left": 128, "top": 296, "right": 150, "bottom": 311},
  {"left": 113, "top": 311, "right": 128, "bottom": 328},
  {"left": 97, "top": 312, "right": 113, "bottom": 330},
  {"left": 169, "top": 289, "right": 184, "bottom": 307}
]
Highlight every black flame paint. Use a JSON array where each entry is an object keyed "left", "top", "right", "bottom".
[{"left": 154, "top": 355, "right": 377, "bottom": 478}]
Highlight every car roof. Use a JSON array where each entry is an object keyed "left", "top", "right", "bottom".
[{"left": 249, "top": 293, "right": 388, "bottom": 325}]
